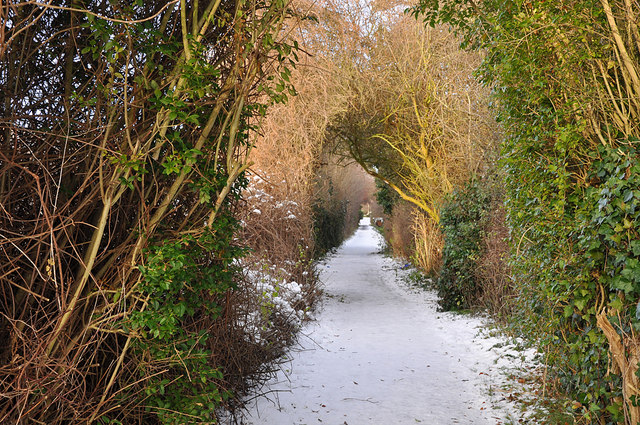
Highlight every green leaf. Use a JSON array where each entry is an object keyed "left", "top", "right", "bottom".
[
  {"left": 611, "top": 275, "right": 634, "bottom": 293},
  {"left": 563, "top": 304, "right": 573, "bottom": 318},
  {"left": 574, "top": 298, "right": 587, "bottom": 311},
  {"left": 610, "top": 297, "right": 623, "bottom": 311}
]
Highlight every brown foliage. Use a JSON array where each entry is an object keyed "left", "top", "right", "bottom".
[
  {"left": 237, "top": 170, "right": 317, "bottom": 292},
  {"left": 475, "top": 203, "right": 513, "bottom": 319},
  {"left": 330, "top": 15, "right": 498, "bottom": 221},
  {"left": 316, "top": 159, "right": 376, "bottom": 238},
  {"left": 240, "top": 0, "right": 377, "bottom": 264},
  {"left": 383, "top": 202, "right": 416, "bottom": 260}
]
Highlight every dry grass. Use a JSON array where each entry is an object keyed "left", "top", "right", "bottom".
[
  {"left": 380, "top": 204, "right": 442, "bottom": 276},
  {"left": 412, "top": 211, "right": 443, "bottom": 274}
]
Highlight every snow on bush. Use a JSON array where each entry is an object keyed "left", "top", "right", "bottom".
[
  {"left": 236, "top": 260, "right": 308, "bottom": 346},
  {"left": 234, "top": 170, "right": 317, "bottom": 350}
]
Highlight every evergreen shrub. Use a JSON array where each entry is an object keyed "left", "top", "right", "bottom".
[
  {"left": 312, "top": 199, "right": 347, "bottom": 257},
  {"left": 437, "top": 180, "right": 490, "bottom": 310}
]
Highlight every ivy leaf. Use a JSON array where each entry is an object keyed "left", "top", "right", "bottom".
[
  {"left": 624, "top": 190, "right": 634, "bottom": 203},
  {"left": 563, "top": 304, "right": 573, "bottom": 318},
  {"left": 611, "top": 275, "right": 634, "bottom": 293},
  {"left": 621, "top": 259, "right": 640, "bottom": 284},
  {"left": 610, "top": 297, "right": 623, "bottom": 311},
  {"left": 574, "top": 298, "right": 587, "bottom": 311}
]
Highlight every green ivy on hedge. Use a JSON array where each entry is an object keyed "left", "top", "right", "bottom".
[
  {"left": 437, "top": 179, "right": 490, "bottom": 310},
  {"left": 375, "top": 178, "right": 399, "bottom": 216},
  {"left": 411, "top": 0, "right": 639, "bottom": 420}
]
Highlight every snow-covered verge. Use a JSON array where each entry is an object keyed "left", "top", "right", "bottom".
[
  {"left": 399, "top": 275, "right": 565, "bottom": 424},
  {"left": 232, "top": 219, "right": 559, "bottom": 425},
  {"left": 373, "top": 245, "right": 551, "bottom": 424}
]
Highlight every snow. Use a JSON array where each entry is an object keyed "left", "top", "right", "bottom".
[
  {"left": 238, "top": 219, "right": 539, "bottom": 425},
  {"left": 236, "top": 262, "right": 309, "bottom": 345},
  {"left": 243, "top": 172, "right": 301, "bottom": 223}
]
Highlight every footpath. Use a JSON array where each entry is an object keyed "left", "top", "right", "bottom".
[{"left": 242, "top": 219, "right": 535, "bottom": 425}]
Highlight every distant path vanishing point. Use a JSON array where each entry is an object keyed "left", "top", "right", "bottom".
[{"left": 243, "top": 218, "right": 522, "bottom": 425}]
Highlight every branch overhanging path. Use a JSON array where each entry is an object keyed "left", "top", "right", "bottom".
[{"left": 242, "top": 219, "right": 533, "bottom": 424}]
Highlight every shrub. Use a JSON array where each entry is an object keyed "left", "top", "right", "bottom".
[
  {"left": 0, "top": 2, "right": 300, "bottom": 423},
  {"left": 436, "top": 179, "right": 490, "bottom": 310},
  {"left": 375, "top": 178, "right": 399, "bottom": 215},
  {"left": 385, "top": 202, "right": 417, "bottom": 260},
  {"left": 312, "top": 197, "right": 347, "bottom": 256},
  {"left": 475, "top": 201, "right": 513, "bottom": 319}
]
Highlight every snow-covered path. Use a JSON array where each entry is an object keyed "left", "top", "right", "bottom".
[{"left": 242, "top": 219, "right": 528, "bottom": 425}]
